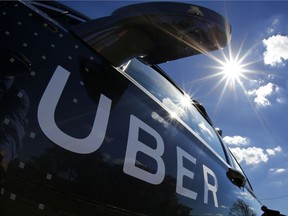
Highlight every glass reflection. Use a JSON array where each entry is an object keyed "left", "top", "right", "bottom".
[
  {"left": 122, "top": 59, "right": 226, "bottom": 160},
  {"left": 229, "top": 199, "right": 257, "bottom": 216},
  {"left": 0, "top": 50, "right": 31, "bottom": 184}
]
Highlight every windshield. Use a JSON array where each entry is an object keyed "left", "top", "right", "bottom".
[{"left": 120, "top": 59, "right": 227, "bottom": 161}]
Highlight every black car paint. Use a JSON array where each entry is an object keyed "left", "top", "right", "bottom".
[{"left": 0, "top": 1, "right": 263, "bottom": 215}]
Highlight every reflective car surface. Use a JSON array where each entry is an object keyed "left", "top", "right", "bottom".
[{"left": 0, "top": 1, "right": 265, "bottom": 215}]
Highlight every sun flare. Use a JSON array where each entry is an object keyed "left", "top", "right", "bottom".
[
  {"left": 210, "top": 48, "right": 254, "bottom": 92},
  {"left": 217, "top": 57, "right": 247, "bottom": 88},
  {"left": 220, "top": 58, "right": 246, "bottom": 83},
  {"left": 182, "top": 34, "right": 259, "bottom": 110}
]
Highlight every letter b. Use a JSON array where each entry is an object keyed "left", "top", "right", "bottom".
[{"left": 123, "top": 115, "right": 165, "bottom": 185}]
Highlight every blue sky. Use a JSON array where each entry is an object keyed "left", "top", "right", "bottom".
[{"left": 63, "top": 1, "right": 288, "bottom": 213}]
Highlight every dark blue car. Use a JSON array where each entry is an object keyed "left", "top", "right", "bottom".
[{"left": 0, "top": 1, "right": 279, "bottom": 215}]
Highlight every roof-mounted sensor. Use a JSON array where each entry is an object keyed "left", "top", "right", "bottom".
[{"left": 70, "top": 2, "right": 231, "bottom": 66}]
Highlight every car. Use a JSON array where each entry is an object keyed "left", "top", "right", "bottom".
[{"left": 0, "top": 1, "right": 271, "bottom": 215}]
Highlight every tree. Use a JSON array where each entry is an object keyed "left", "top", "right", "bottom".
[{"left": 229, "top": 199, "right": 257, "bottom": 216}]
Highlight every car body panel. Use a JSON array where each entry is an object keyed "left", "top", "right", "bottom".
[{"left": 0, "top": 1, "right": 263, "bottom": 215}]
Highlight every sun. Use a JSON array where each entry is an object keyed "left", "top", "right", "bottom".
[
  {"left": 209, "top": 48, "right": 253, "bottom": 92},
  {"left": 194, "top": 44, "right": 257, "bottom": 108},
  {"left": 220, "top": 58, "right": 245, "bottom": 83},
  {"left": 182, "top": 36, "right": 258, "bottom": 108}
]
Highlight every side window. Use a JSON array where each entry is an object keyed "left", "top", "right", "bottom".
[{"left": 121, "top": 59, "right": 227, "bottom": 161}]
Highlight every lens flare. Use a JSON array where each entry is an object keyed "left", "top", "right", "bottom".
[
  {"left": 221, "top": 58, "right": 245, "bottom": 81},
  {"left": 215, "top": 52, "right": 250, "bottom": 91}
]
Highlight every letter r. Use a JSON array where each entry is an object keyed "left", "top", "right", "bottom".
[{"left": 203, "top": 164, "right": 219, "bottom": 207}]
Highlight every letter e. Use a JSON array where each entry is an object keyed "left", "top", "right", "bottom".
[{"left": 176, "top": 146, "right": 197, "bottom": 200}]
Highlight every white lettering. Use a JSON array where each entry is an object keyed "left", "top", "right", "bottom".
[
  {"left": 176, "top": 146, "right": 198, "bottom": 200},
  {"left": 203, "top": 164, "right": 218, "bottom": 207},
  {"left": 38, "top": 65, "right": 112, "bottom": 154},
  {"left": 37, "top": 66, "right": 221, "bottom": 206},
  {"left": 123, "top": 115, "right": 165, "bottom": 185}
]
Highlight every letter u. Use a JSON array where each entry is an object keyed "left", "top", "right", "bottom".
[{"left": 38, "top": 65, "right": 112, "bottom": 154}]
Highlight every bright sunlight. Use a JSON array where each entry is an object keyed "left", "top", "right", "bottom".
[
  {"left": 218, "top": 57, "right": 246, "bottom": 88},
  {"left": 220, "top": 58, "right": 245, "bottom": 82},
  {"left": 194, "top": 40, "right": 258, "bottom": 109},
  {"left": 212, "top": 48, "right": 254, "bottom": 91}
]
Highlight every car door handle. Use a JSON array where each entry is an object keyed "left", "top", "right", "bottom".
[{"left": 227, "top": 168, "right": 246, "bottom": 188}]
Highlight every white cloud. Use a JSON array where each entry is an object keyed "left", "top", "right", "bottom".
[
  {"left": 269, "top": 168, "right": 286, "bottom": 174},
  {"left": 223, "top": 135, "right": 249, "bottom": 146},
  {"left": 266, "top": 146, "right": 282, "bottom": 155},
  {"left": 230, "top": 147, "right": 269, "bottom": 166},
  {"left": 247, "top": 82, "right": 282, "bottom": 107},
  {"left": 266, "top": 149, "right": 275, "bottom": 155},
  {"left": 263, "top": 35, "right": 288, "bottom": 66},
  {"left": 276, "top": 97, "right": 286, "bottom": 104},
  {"left": 229, "top": 144, "right": 283, "bottom": 166},
  {"left": 162, "top": 97, "right": 185, "bottom": 118},
  {"left": 276, "top": 168, "right": 285, "bottom": 173},
  {"left": 274, "top": 146, "right": 282, "bottom": 152},
  {"left": 254, "top": 96, "right": 271, "bottom": 107},
  {"left": 151, "top": 111, "right": 169, "bottom": 128}
]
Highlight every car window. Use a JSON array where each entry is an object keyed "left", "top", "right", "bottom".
[{"left": 121, "top": 59, "right": 227, "bottom": 161}]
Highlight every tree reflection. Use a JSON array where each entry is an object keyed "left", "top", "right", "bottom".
[
  {"left": 229, "top": 199, "right": 257, "bottom": 216},
  {"left": 30, "top": 147, "right": 192, "bottom": 216}
]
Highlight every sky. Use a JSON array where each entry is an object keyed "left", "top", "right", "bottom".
[{"left": 62, "top": 0, "right": 288, "bottom": 213}]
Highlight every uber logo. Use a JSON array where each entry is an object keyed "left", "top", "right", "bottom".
[{"left": 38, "top": 65, "right": 219, "bottom": 208}]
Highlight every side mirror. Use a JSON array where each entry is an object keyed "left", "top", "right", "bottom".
[
  {"left": 227, "top": 168, "right": 246, "bottom": 188},
  {"left": 215, "top": 128, "right": 222, "bottom": 137},
  {"left": 70, "top": 2, "right": 231, "bottom": 66},
  {"left": 192, "top": 100, "right": 213, "bottom": 126}
]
